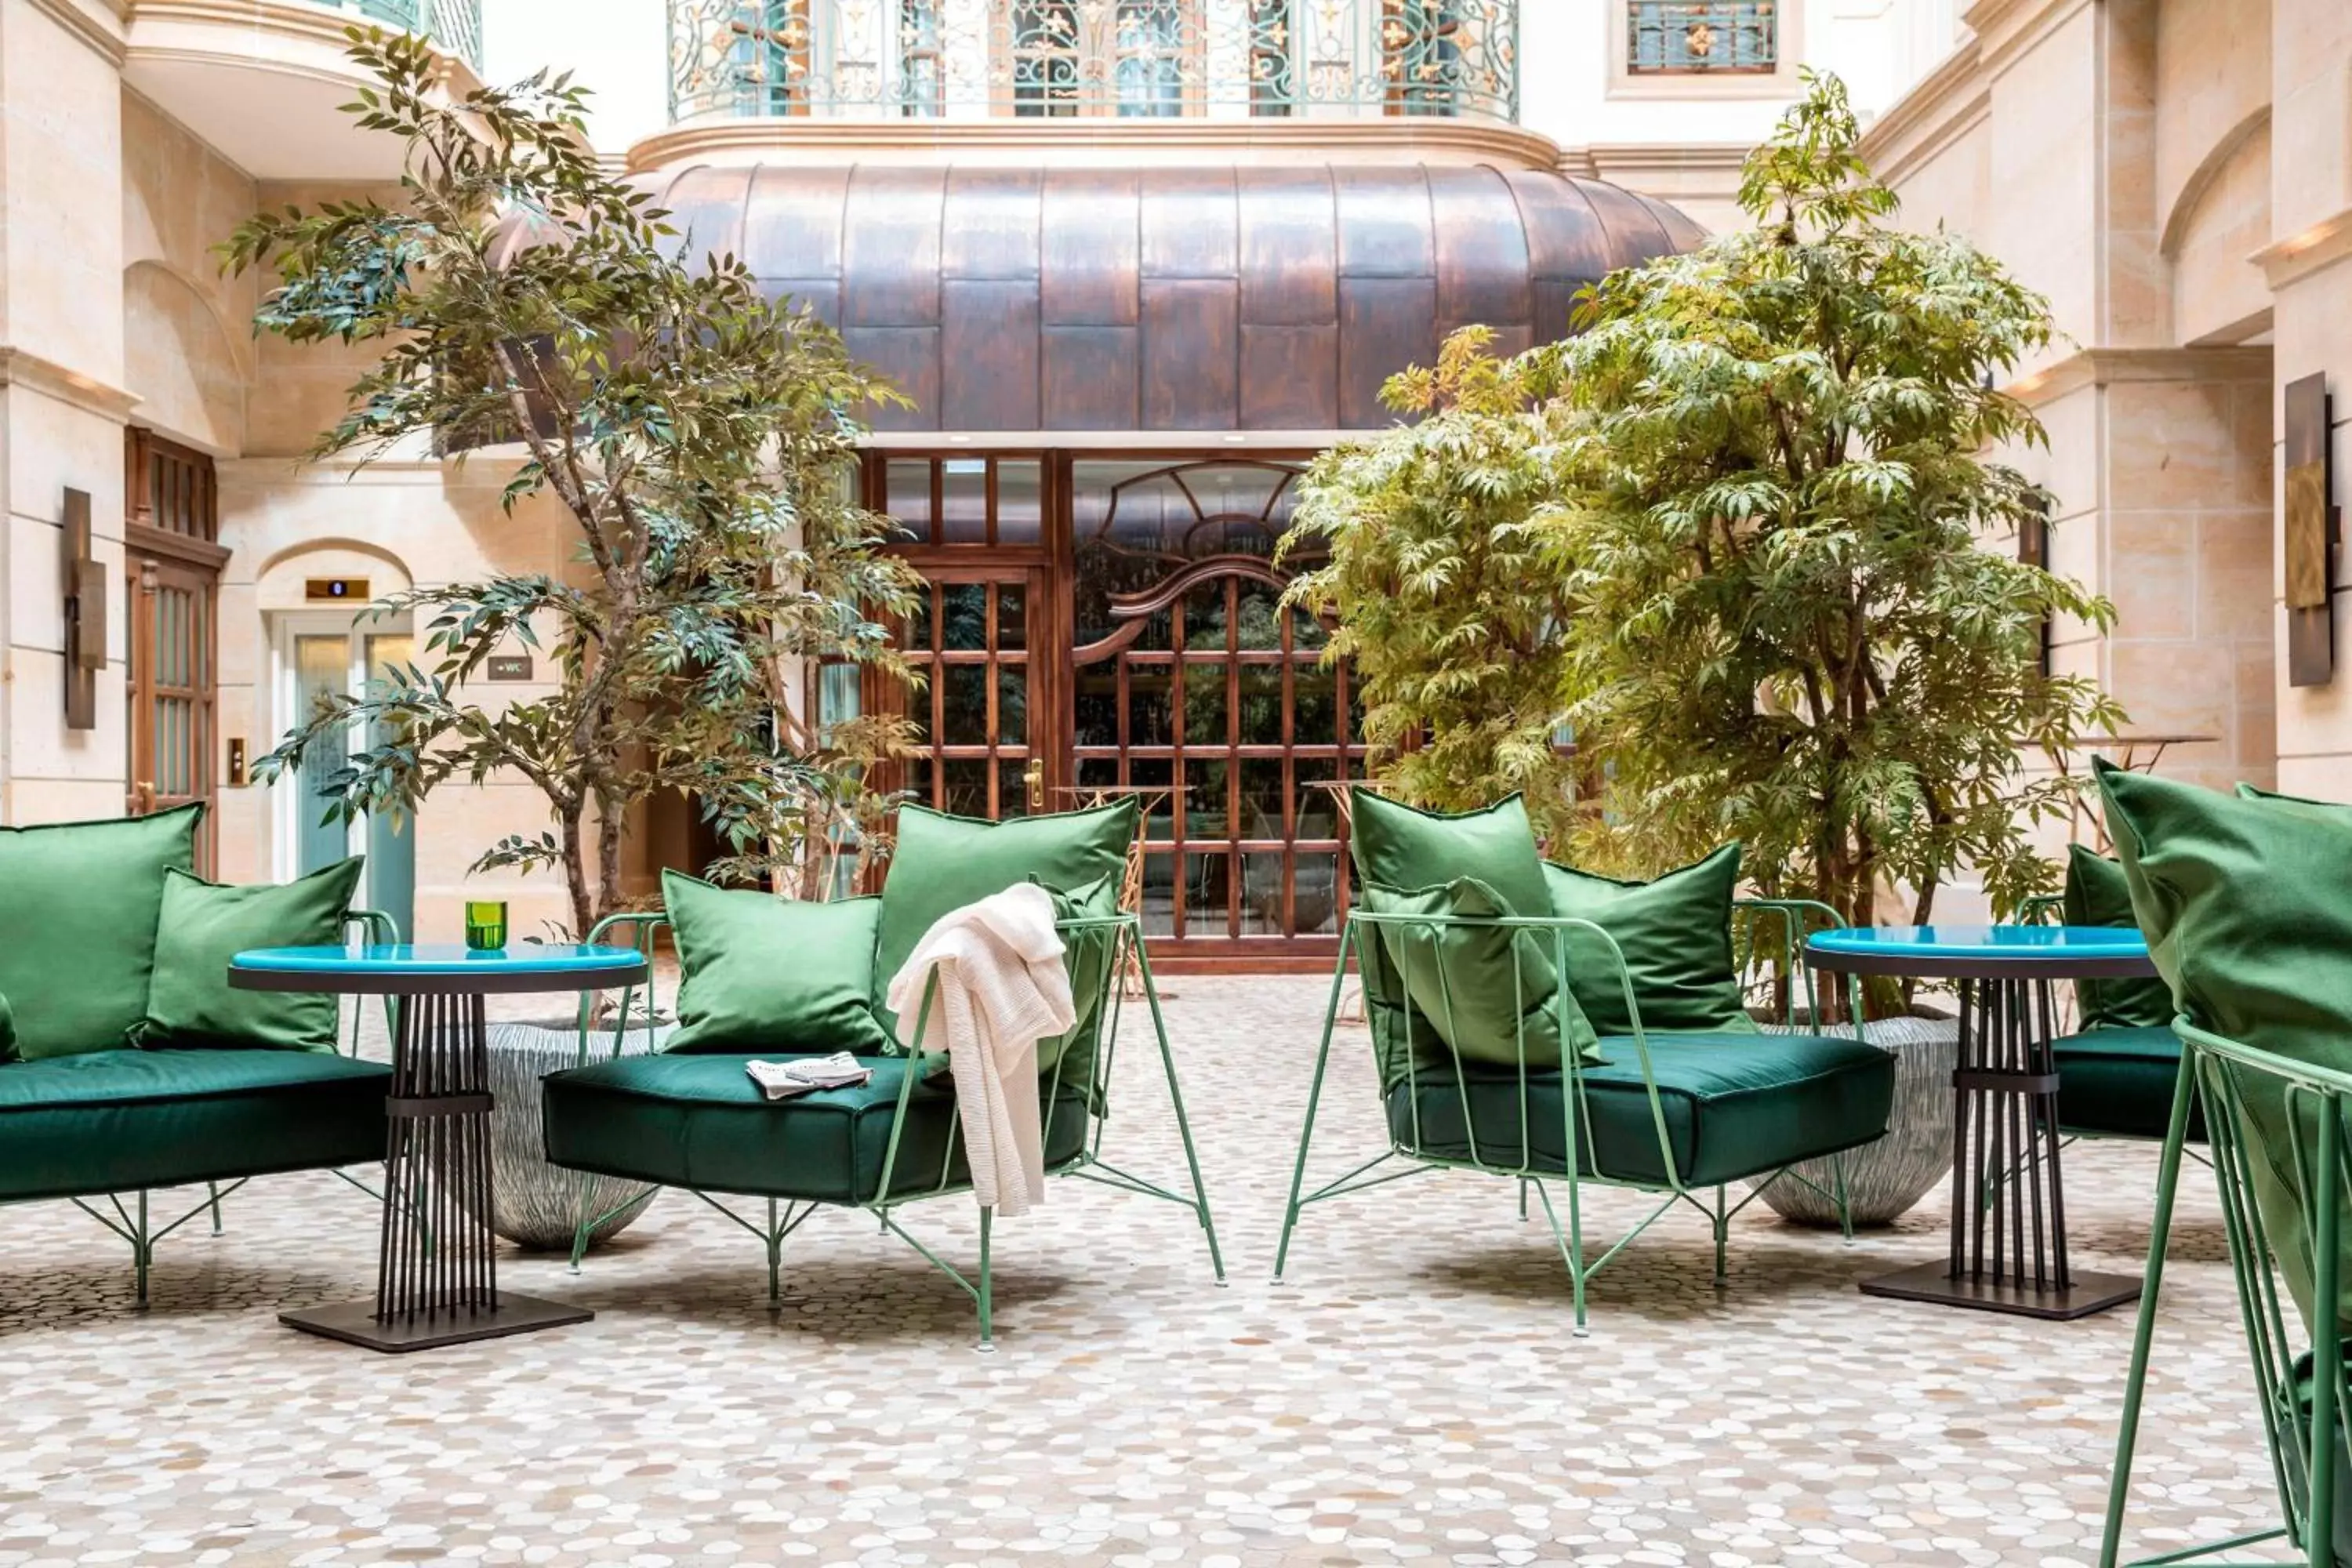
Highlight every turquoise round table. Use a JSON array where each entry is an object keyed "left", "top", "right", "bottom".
[
  {"left": 1806, "top": 924, "right": 2158, "bottom": 1323},
  {"left": 230, "top": 942, "right": 650, "bottom": 1352}
]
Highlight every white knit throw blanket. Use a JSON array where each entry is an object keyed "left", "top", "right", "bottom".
[{"left": 884, "top": 883, "right": 1076, "bottom": 1218}]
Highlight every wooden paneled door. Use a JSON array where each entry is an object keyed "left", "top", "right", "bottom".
[
  {"left": 868, "top": 454, "right": 1064, "bottom": 826},
  {"left": 125, "top": 430, "right": 227, "bottom": 872}
]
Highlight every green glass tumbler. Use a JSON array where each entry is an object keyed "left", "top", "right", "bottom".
[{"left": 463, "top": 899, "right": 509, "bottom": 952}]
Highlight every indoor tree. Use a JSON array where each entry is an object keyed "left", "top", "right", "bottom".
[
  {"left": 1280, "top": 327, "right": 1582, "bottom": 844},
  {"left": 223, "top": 30, "right": 920, "bottom": 937},
  {"left": 1538, "top": 71, "right": 2122, "bottom": 927}
]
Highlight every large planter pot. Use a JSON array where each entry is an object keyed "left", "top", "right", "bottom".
[
  {"left": 484, "top": 1020, "right": 665, "bottom": 1252},
  {"left": 1750, "top": 1013, "right": 1958, "bottom": 1229}
]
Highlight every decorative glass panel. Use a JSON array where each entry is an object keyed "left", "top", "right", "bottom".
[
  {"left": 1127, "top": 665, "right": 1174, "bottom": 746},
  {"left": 941, "top": 583, "right": 988, "bottom": 650},
  {"left": 942, "top": 758, "right": 989, "bottom": 817},
  {"left": 1238, "top": 665, "right": 1284, "bottom": 745},
  {"left": 1294, "top": 662, "right": 1338, "bottom": 742},
  {"left": 996, "top": 460, "right": 1044, "bottom": 544},
  {"left": 1294, "top": 852, "right": 1341, "bottom": 935},
  {"left": 1242, "top": 851, "right": 1287, "bottom": 935},
  {"left": 1140, "top": 851, "right": 1176, "bottom": 935},
  {"left": 1185, "top": 757, "right": 1229, "bottom": 840},
  {"left": 1239, "top": 759, "right": 1285, "bottom": 837},
  {"left": 997, "top": 583, "right": 1027, "bottom": 651},
  {"left": 1185, "top": 662, "right": 1227, "bottom": 746},
  {"left": 887, "top": 459, "right": 932, "bottom": 541},
  {"left": 997, "top": 664, "right": 1029, "bottom": 746},
  {"left": 1627, "top": 2, "right": 1777, "bottom": 74},
  {"left": 942, "top": 459, "right": 989, "bottom": 542},
  {"left": 942, "top": 664, "right": 989, "bottom": 745}
]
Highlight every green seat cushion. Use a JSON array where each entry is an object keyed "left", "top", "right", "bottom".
[
  {"left": 875, "top": 800, "right": 1138, "bottom": 1038},
  {"left": 662, "top": 871, "right": 892, "bottom": 1056},
  {"left": 1385, "top": 1029, "right": 1894, "bottom": 1189},
  {"left": 2063, "top": 845, "right": 2175, "bottom": 1031},
  {"left": 137, "top": 859, "right": 365, "bottom": 1052},
  {"left": 2053, "top": 1026, "right": 2203, "bottom": 1142},
  {"left": 2100, "top": 759, "right": 2352, "bottom": 1335},
  {"left": 1348, "top": 791, "right": 1552, "bottom": 920},
  {"left": 1359, "top": 877, "right": 1597, "bottom": 1076},
  {"left": 1541, "top": 844, "right": 1754, "bottom": 1036},
  {"left": 0, "top": 805, "right": 201, "bottom": 1060},
  {"left": 540, "top": 1051, "right": 1091, "bottom": 1205},
  {"left": 0, "top": 1048, "right": 390, "bottom": 1203}
]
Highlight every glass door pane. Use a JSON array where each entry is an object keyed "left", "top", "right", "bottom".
[
  {"left": 364, "top": 633, "right": 417, "bottom": 942},
  {"left": 292, "top": 635, "right": 352, "bottom": 884}
]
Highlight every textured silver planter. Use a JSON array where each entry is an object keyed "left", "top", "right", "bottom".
[
  {"left": 1750, "top": 1013, "right": 1959, "bottom": 1229},
  {"left": 484, "top": 1020, "right": 665, "bottom": 1252}
]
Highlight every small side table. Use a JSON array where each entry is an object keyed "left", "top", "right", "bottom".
[
  {"left": 230, "top": 942, "right": 650, "bottom": 1352},
  {"left": 1806, "top": 924, "right": 2158, "bottom": 1321}
]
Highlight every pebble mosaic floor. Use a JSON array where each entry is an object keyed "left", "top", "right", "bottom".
[{"left": 0, "top": 976, "right": 2299, "bottom": 1566}]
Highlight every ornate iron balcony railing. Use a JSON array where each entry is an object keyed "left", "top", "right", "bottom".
[
  {"left": 338, "top": 0, "right": 485, "bottom": 73},
  {"left": 669, "top": 1, "right": 1519, "bottom": 126}
]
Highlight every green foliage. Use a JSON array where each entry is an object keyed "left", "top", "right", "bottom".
[
  {"left": 1280, "top": 328, "right": 1581, "bottom": 844},
  {"left": 221, "top": 30, "right": 920, "bottom": 935},
  {"left": 1537, "top": 71, "right": 2122, "bottom": 926}
]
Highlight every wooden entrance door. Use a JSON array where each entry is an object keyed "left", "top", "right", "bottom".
[
  {"left": 900, "top": 565, "right": 1056, "bottom": 819},
  {"left": 125, "top": 430, "right": 227, "bottom": 872},
  {"left": 868, "top": 455, "right": 1062, "bottom": 827}
]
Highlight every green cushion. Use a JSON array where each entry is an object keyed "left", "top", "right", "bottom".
[
  {"left": 137, "top": 859, "right": 365, "bottom": 1052},
  {"left": 1541, "top": 844, "right": 1755, "bottom": 1036},
  {"left": 1385, "top": 1029, "right": 1894, "bottom": 1188},
  {"left": 540, "top": 1051, "right": 1091, "bottom": 1205},
  {"left": 2053, "top": 1026, "right": 2204, "bottom": 1142},
  {"left": 1359, "top": 877, "right": 1597, "bottom": 1077},
  {"left": 875, "top": 800, "right": 1138, "bottom": 1037},
  {"left": 2062, "top": 845, "right": 2175, "bottom": 1031},
  {"left": 662, "top": 871, "right": 891, "bottom": 1056},
  {"left": 1348, "top": 791, "right": 1551, "bottom": 923},
  {"left": 2100, "top": 760, "right": 2352, "bottom": 1334},
  {"left": 0, "top": 805, "right": 200, "bottom": 1059},
  {"left": 0, "top": 1048, "right": 390, "bottom": 1203}
]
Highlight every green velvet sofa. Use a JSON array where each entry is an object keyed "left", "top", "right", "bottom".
[
  {"left": 0, "top": 807, "right": 390, "bottom": 1302},
  {"left": 540, "top": 801, "right": 1224, "bottom": 1347}
]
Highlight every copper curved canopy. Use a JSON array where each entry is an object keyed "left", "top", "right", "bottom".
[{"left": 642, "top": 162, "right": 1702, "bottom": 434}]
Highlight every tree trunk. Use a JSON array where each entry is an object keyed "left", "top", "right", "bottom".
[
  {"left": 559, "top": 805, "right": 593, "bottom": 944},
  {"left": 594, "top": 794, "right": 626, "bottom": 936}
]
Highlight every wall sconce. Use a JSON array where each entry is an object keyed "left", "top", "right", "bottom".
[
  {"left": 60, "top": 488, "right": 104, "bottom": 730},
  {"left": 2287, "top": 373, "right": 2339, "bottom": 688}
]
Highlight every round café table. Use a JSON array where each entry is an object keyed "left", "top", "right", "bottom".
[
  {"left": 1806, "top": 924, "right": 2158, "bottom": 1321},
  {"left": 230, "top": 942, "right": 650, "bottom": 1352}
]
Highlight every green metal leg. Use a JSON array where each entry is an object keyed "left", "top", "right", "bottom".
[
  {"left": 568, "top": 1169, "right": 597, "bottom": 1275},
  {"left": 1519, "top": 1178, "right": 1530, "bottom": 1221},
  {"left": 206, "top": 1181, "right": 223, "bottom": 1237},
  {"left": 765, "top": 1196, "right": 784, "bottom": 1309},
  {"left": 1132, "top": 943, "right": 1225, "bottom": 1284},
  {"left": 2098, "top": 1043, "right": 2201, "bottom": 1568},
  {"left": 975, "top": 1205, "right": 995, "bottom": 1352},
  {"left": 134, "top": 1190, "right": 151, "bottom": 1307},
  {"left": 1712, "top": 1185, "right": 1730, "bottom": 1286},
  {"left": 1273, "top": 945, "right": 1352, "bottom": 1283},
  {"left": 1832, "top": 1152, "right": 1855, "bottom": 1243}
]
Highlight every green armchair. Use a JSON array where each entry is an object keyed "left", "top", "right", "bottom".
[
  {"left": 543, "top": 908, "right": 1221, "bottom": 1347},
  {"left": 1274, "top": 898, "right": 1896, "bottom": 1333}
]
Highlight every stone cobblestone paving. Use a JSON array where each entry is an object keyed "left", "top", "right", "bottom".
[{"left": 0, "top": 977, "right": 2296, "bottom": 1566}]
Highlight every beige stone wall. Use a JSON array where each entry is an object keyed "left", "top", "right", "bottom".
[
  {"left": 2267, "top": 0, "right": 2352, "bottom": 797},
  {"left": 3, "top": 0, "right": 133, "bottom": 827},
  {"left": 1863, "top": 0, "right": 2301, "bottom": 835}
]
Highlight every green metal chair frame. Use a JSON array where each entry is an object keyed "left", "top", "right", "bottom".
[
  {"left": 562, "top": 908, "right": 1225, "bottom": 1348},
  {"left": 42, "top": 908, "right": 403, "bottom": 1302},
  {"left": 1272, "top": 898, "right": 1870, "bottom": 1334},
  {"left": 2102, "top": 1019, "right": 2352, "bottom": 1566}
]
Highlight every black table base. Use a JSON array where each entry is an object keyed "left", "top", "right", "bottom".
[
  {"left": 286, "top": 989, "right": 592, "bottom": 1352},
  {"left": 1860, "top": 973, "right": 2140, "bottom": 1319}
]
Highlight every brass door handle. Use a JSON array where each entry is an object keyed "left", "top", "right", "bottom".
[
  {"left": 1024, "top": 759, "right": 1044, "bottom": 811},
  {"left": 132, "top": 780, "right": 156, "bottom": 812}
]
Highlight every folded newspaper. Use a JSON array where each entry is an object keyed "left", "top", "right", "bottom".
[{"left": 746, "top": 1052, "right": 873, "bottom": 1102}]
